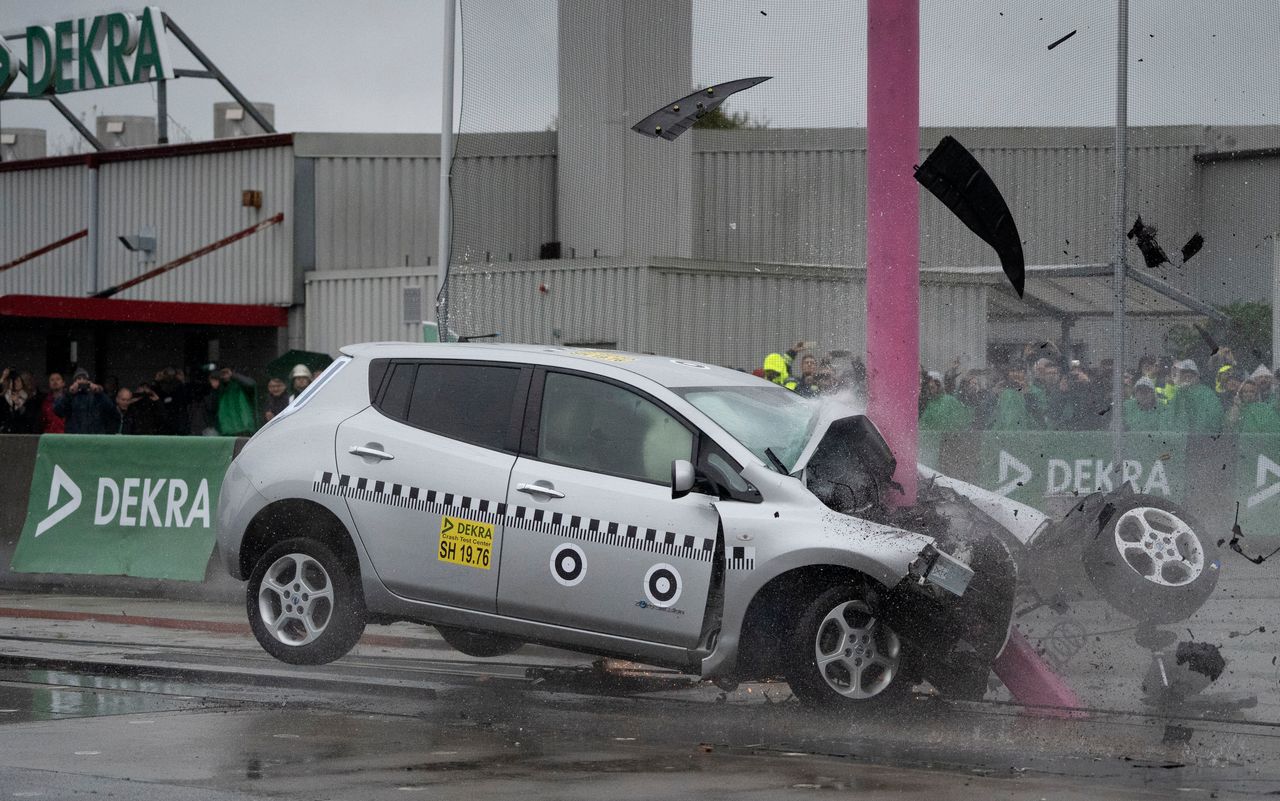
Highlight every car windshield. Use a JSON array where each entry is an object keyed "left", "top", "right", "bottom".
[{"left": 675, "top": 385, "right": 820, "bottom": 472}]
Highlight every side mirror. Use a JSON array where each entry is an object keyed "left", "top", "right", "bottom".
[{"left": 671, "top": 459, "right": 696, "bottom": 499}]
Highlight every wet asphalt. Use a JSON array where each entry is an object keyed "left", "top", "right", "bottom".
[
  {"left": 1, "top": 636, "right": 1279, "bottom": 800},
  {"left": 3, "top": 555, "right": 1280, "bottom": 800}
]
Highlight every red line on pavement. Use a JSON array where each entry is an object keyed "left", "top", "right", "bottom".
[{"left": 0, "top": 606, "right": 425, "bottom": 650}]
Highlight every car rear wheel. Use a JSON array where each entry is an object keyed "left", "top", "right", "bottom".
[
  {"left": 436, "top": 626, "right": 524, "bottom": 658},
  {"left": 247, "top": 538, "right": 365, "bottom": 665},
  {"left": 785, "top": 584, "right": 914, "bottom": 709}
]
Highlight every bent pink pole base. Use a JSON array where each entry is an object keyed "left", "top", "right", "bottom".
[
  {"left": 993, "top": 627, "right": 1087, "bottom": 719},
  {"left": 865, "top": 0, "right": 920, "bottom": 506}
]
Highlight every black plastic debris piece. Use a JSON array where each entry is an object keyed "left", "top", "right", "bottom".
[
  {"left": 1127, "top": 215, "right": 1170, "bottom": 269},
  {"left": 914, "top": 136, "right": 1025, "bottom": 296},
  {"left": 631, "top": 77, "right": 772, "bottom": 142},
  {"left": 1181, "top": 233, "right": 1205, "bottom": 263},
  {"left": 1176, "top": 641, "right": 1225, "bottom": 682},
  {"left": 1047, "top": 29, "right": 1077, "bottom": 49}
]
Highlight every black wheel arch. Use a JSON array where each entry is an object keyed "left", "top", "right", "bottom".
[
  {"left": 734, "top": 564, "right": 876, "bottom": 680},
  {"left": 239, "top": 498, "right": 361, "bottom": 584}
]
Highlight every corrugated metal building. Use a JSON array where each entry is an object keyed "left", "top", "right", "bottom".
[{"left": 1, "top": 125, "right": 1277, "bottom": 383}]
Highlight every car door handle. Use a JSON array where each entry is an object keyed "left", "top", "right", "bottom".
[
  {"left": 349, "top": 445, "right": 395, "bottom": 461},
  {"left": 517, "top": 482, "right": 565, "bottom": 499}
]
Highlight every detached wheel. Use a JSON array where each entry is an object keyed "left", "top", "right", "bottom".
[
  {"left": 247, "top": 538, "right": 365, "bottom": 665},
  {"left": 436, "top": 626, "right": 524, "bottom": 658},
  {"left": 1082, "top": 495, "right": 1219, "bottom": 625},
  {"left": 785, "top": 585, "right": 913, "bottom": 710}
]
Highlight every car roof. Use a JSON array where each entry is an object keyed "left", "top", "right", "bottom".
[{"left": 340, "top": 342, "right": 770, "bottom": 389}]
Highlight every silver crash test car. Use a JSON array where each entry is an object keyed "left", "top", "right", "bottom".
[{"left": 217, "top": 344, "right": 1032, "bottom": 707}]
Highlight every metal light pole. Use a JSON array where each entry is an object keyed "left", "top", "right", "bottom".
[
  {"left": 1110, "top": 0, "right": 1130, "bottom": 457},
  {"left": 436, "top": 0, "right": 457, "bottom": 339}
]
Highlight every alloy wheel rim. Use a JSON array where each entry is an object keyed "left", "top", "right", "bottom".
[
  {"left": 813, "top": 599, "right": 901, "bottom": 699},
  {"left": 1112, "top": 506, "right": 1205, "bottom": 587},
  {"left": 258, "top": 553, "right": 335, "bottom": 646}
]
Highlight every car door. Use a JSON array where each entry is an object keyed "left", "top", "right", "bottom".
[
  {"left": 334, "top": 359, "right": 529, "bottom": 611},
  {"left": 496, "top": 369, "right": 719, "bottom": 648}
]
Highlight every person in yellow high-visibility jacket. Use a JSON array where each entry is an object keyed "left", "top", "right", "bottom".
[{"left": 763, "top": 353, "right": 798, "bottom": 390}]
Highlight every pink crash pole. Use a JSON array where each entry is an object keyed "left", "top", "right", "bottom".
[
  {"left": 865, "top": 0, "right": 1084, "bottom": 716},
  {"left": 865, "top": 0, "right": 921, "bottom": 506}
]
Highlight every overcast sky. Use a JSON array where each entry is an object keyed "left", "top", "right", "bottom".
[{"left": 2, "top": 0, "right": 1276, "bottom": 152}]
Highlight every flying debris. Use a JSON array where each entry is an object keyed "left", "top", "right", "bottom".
[
  {"left": 631, "top": 77, "right": 772, "bottom": 142},
  {"left": 1127, "top": 216, "right": 1170, "bottom": 269},
  {"left": 914, "top": 136, "right": 1025, "bottom": 296},
  {"left": 1223, "top": 503, "right": 1280, "bottom": 565},
  {"left": 1047, "top": 29, "right": 1077, "bottom": 49},
  {"left": 1193, "top": 323, "right": 1221, "bottom": 357},
  {"left": 1127, "top": 215, "right": 1204, "bottom": 270},
  {"left": 1182, "top": 232, "right": 1205, "bottom": 263}
]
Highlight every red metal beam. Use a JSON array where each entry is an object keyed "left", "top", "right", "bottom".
[
  {"left": 0, "top": 294, "right": 287, "bottom": 327},
  {"left": 0, "top": 133, "right": 294, "bottom": 174},
  {"left": 93, "top": 212, "right": 285, "bottom": 299},
  {"left": 0, "top": 229, "right": 88, "bottom": 273}
]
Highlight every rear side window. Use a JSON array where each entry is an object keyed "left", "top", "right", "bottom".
[
  {"left": 404, "top": 363, "right": 521, "bottom": 450},
  {"left": 377, "top": 363, "right": 416, "bottom": 420}
]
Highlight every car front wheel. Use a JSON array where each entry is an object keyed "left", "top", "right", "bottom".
[
  {"left": 785, "top": 584, "right": 913, "bottom": 709},
  {"left": 247, "top": 538, "right": 365, "bottom": 665}
]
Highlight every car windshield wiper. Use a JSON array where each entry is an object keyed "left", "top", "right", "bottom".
[{"left": 764, "top": 447, "right": 790, "bottom": 475}]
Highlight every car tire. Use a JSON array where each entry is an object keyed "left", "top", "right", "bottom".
[
  {"left": 1081, "top": 494, "right": 1219, "bottom": 625},
  {"left": 785, "top": 584, "right": 915, "bottom": 710},
  {"left": 247, "top": 538, "right": 365, "bottom": 665},
  {"left": 436, "top": 626, "right": 524, "bottom": 658}
]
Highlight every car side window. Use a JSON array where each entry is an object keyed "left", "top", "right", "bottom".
[
  {"left": 538, "top": 372, "right": 693, "bottom": 484},
  {"left": 376, "top": 363, "right": 416, "bottom": 420},
  {"left": 405, "top": 363, "right": 520, "bottom": 450}
]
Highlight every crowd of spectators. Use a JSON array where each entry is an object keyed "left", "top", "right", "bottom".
[
  {"left": 0, "top": 362, "right": 318, "bottom": 436},
  {"left": 756, "top": 340, "right": 1280, "bottom": 435}
]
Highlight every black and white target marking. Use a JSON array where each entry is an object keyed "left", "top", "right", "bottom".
[
  {"left": 550, "top": 543, "right": 586, "bottom": 586},
  {"left": 643, "top": 563, "right": 682, "bottom": 608}
]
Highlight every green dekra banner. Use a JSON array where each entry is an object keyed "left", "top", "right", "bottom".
[
  {"left": 976, "top": 431, "right": 1188, "bottom": 512},
  {"left": 10, "top": 435, "right": 235, "bottom": 580},
  {"left": 1234, "top": 434, "right": 1280, "bottom": 536}
]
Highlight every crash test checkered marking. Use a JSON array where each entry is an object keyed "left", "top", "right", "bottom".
[
  {"left": 727, "top": 546, "right": 755, "bottom": 571},
  {"left": 314, "top": 471, "right": 715, "bottom": 562}
]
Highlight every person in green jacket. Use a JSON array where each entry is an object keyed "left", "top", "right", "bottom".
[
  {"left": 991, "top": 367, "right": 1044, "bottom": 431},
  {"left": 1228, "top": 378, "right": 1280, "bottom": 434},
  {"left": 1164, "top": 359, "right": 1224, "bottom": 433},
  {"left": 1124, "top": 377, "right": 1164, "bottom": 431},
  {"left": 919, "top": 371, "right": 974, "bottom": 431}
]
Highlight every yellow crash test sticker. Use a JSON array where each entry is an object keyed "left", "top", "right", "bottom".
[{"left": 438, "top": 515, "right": 493, "bottom": 570}]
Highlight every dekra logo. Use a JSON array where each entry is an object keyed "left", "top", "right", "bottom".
[{"left": 35, "top": 463, "right": 212, "bottom": 535}]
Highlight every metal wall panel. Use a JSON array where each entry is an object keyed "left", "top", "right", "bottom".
[
  {"left": 306, "top": 258, "right": 990, "bottom": 373},
  {"left": 646, "top": 260, "right": 988, "bottom": 372},
  {"left": 96, "top": 145, "right": 294, "bottom": 304},
  {"left": 1198, "top": 156, "right": 1280, "bottom": 305},
  {"left": 0, "top": 165, "right": 88, "bottom": 297},
  {"left": 449, "top": 260, "right": 651, "bottom": 350},
  {"left": 920, "top": 282, "right": 989, "bottom": 372},
  {"left": 304, "top": 268, "right": 440, "bottom": 355},
  {"left": 311, "top": 132, "right": 557, "bottom": 272},
  {"left": 693, "top": 127, "right": 1204, "bottom": 282}
]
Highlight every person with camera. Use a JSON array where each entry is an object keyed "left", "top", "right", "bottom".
[
  {"left": 0, "top": 367, "right": 39, "bottom": 434},
  {"left": 53, "top": 368, "right": 117, "bottom": 434}
]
